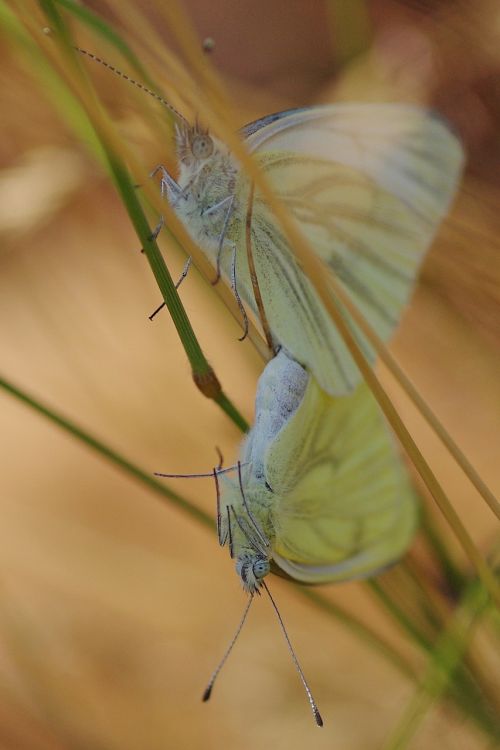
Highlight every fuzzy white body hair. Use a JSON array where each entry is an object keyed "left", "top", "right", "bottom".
[
  {"left": 219, "top": 350, "right": 308, "bottom": 593},
  {"left": 170, "top": 135, "right": 240, "bottom": 263}
]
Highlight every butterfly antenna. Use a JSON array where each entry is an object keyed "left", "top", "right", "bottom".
[
  {"left": 75, "top": 47, "right": 189, "bottom": 127},
  {"left": 154, "top": 464, "right": 243, "bottom": 479},
  {"left": 262, "top": 581, "right": 323, "bottom": 727},
  {"left": 202, "top": 595, "right": 253, "bottom": 702}
]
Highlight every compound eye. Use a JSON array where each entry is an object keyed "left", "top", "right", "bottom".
[
  {"left": 191, "top": 134, "right": 214, "bottom": 160},
  {"left": 253, "top": 559, "right": 270, "bottom": 579}
]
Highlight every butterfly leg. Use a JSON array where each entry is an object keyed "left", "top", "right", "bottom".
[
  {"left": 212, "top": 468, "right": 225, "bottom": 546},
  {"left": 230, "top": 243, "right": 249, "bottom": 342},
  {"left": 226, "top": 506, "right": 234, "bottom": 558},
  {"left": 150, "top": 164, "right": 183, "bottom": 202},
  {"left": 149, "top": 216, "right": 164, "bottom": 242},
  {"left": 244, "top": 181, "right": 275, "bottom": 353},
  {"left": 203, "top": 195, "right": 235, "bottom": 285},
  {"left": 139, "top": 201, "right": 163, "bottom": 252},
  {"left": 147, "top": 164, "right": 183, "bottom": 243},
  {"left": 236, "top": 461, "right": 269, "bottom": 549},
  {"left": 232, "top": 513, "right": 268, "bottom": 558},
  {"left": 147, "top": 166, "right": 193, "bottom": 320},
  {"left": 148, "top": 257, "right": 193, "bottom": 321}
]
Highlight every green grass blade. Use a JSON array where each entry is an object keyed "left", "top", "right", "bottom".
[
  {"left": 326, "top": 0, "right": 372, "bottom": 67},
  {"left": 380, "top": 581, "right": 495, "bottom": 750},
  {"left": 368, "top": 579, "right": 433, "bottom": 651},
  {"left": 297, "top": 588, "right": 417, "bottom": 681},
  {"left": 419, "top": 505, "right": 465, "bottom": 595},
  {"left": 0, "top": 373, "right": 212, "bottom": 530},
  {"left": 369, "top": 577, "right": 500, "bottom": 740},
  {"left": 104, "top": 150, "right": 248, "bottom": 431},
  {"left": 53, "top": 0, "right": 151, "bottom": 81},
  {"left": 18, "top": 2, "right": 248, "bottom": 432}
]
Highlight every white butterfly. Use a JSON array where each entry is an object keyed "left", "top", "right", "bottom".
[
  {"left": 190, "top": 348, "right": 415, "bottom": 724},
  {"left": 218, "top": 348, "right": 417, "bottom": 594},
  {"left": 162, "top": 103, "right": 464, "bottom": 396},
  {"left": 77, "top": 52, "right": 458, "bottom": 727}
]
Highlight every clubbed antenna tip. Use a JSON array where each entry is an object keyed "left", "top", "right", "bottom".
[
  {"left": 202, "top": 685, "right": 213, "bottom": 702},
  {"left": 314, "top": 707, "right": 324, "bottom": 727}
]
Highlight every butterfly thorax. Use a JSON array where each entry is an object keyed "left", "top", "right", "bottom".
[{"left": 171, "top": 127, "right": 240, "bottom": 260}]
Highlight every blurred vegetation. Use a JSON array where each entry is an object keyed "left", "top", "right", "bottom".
[{"left": 0, "top": 1, "right": 499, "bottom": 748}]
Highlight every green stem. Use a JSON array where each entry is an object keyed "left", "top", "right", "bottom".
[
  {"left": 215, "top": 391, "right": 249, "bottom": 432},
  {"left": 368, "top": 578, "right": 499, "bottom": 740},
  {"left": 0, "top": 374, "right": 212, "bottom": 530},
  {"left": 106, "top": 152, "right": 248, "bottom": 430},
  {"left": 37, "top": 0, "right": 248, "bottom": 433},
  {"left": 368, "top": 579, "right": 433, "bottom": 651},
  {"left": 380, "top": 581, "right": 496, "bottom": 750},
  {"left": 420, "top": 504, "right": 465, "bottom": 596},
  {"left": 297, "top": 588, "right": 417, "bottom": 681},
  {"left": 53, "top": 0, "right": 152, "bottom": 82},
  {"left": 327, "top": 0, "right": 372, "bottom": 67}
]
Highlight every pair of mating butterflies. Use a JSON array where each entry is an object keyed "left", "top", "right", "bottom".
[
  {"left": 164, "top": 103, "right": 463, "bottom": 590},
  {"left": 158, "top": 102, "right": 463, "bottom": 724},
  {"left": 78, "top": 47, "right": 464, "bottom": 724}
]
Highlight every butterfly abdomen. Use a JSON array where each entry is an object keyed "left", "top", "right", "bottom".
[{"left": 244, "top": 351, "right": 308, "bottom": 481}]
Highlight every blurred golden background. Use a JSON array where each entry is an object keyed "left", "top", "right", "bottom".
[{"left": 1, "top": 1, "right": 499, "bottom": 748}]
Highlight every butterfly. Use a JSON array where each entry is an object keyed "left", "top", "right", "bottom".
[
  {"left": 197, "top": 347, "right": 416, "bottom": 725},
  {"left": 158, "top": 347, "right": 416, "bottom": 723},
  {"left": 162, "top": 103, "right": 464, "bottom": 396},
  {"left": 217, "top": 348, "right": 417, "bottom": 594},
  {"left": 75, "top": 51, "right": 464, "bottom": 394}
]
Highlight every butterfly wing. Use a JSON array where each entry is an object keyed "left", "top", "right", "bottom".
[
  {"left": 237, "top": 104, "right": 464, "bottom": 396},
  {"left": 264, "top": 376, "right": 417, "bottom": 583}
]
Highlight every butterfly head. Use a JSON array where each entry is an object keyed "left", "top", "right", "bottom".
[
  {"left": 175, "top": 122, "right": 214, "bottom": 166},
  {"left": 236, "top": 552, "right": 271, "bottom": 594}
]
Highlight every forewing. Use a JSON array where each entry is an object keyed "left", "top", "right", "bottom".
[
  {"left": 238, "top": 104, "right": 464, "bottom": 396},
  {"left": 265, "top": 379, "right": 417, "bottom": 583}
]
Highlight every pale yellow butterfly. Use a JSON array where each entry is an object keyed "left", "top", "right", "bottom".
[
  {"left": 164, "top": 104, "right": 464, "bottom": 395},
  {"left": 218, "top": 348, "right": 416, "bottom": 593},
  {"left": 75, "top": 52, "right": 464, "bottom": 395},
  {"left": 157, "top": 349, "right": 416, "bottom": 724},
  {"left": 197, "top": 348, "right": 415, "bottom": 725}
]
